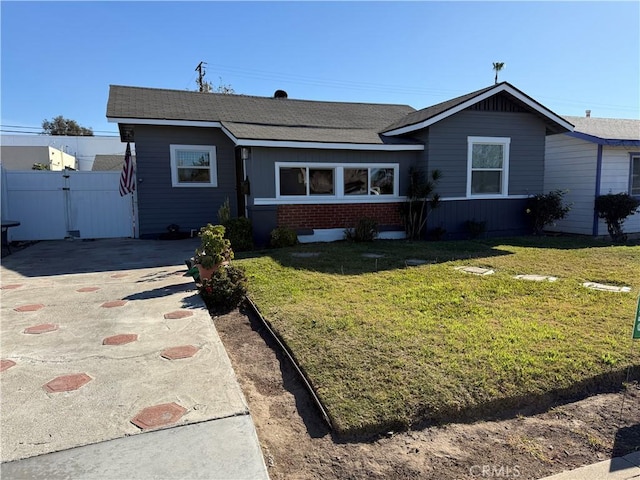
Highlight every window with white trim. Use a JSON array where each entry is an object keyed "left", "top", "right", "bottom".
[
  {"left": 631, "top": 154, "right": 640, "bottom": 196},
  {"left": 276, "top": 163, "right": 399, "bottom": 198},
  {"left": 170, "top": 145, "right": 217, "bottom": 187},
  {"left": 467, "top": 137, "right": 510, "bottom": 196}
]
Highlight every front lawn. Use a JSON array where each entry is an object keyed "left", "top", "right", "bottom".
[{"left": 237, "top": 237, "right": 640, "bottom": 435}]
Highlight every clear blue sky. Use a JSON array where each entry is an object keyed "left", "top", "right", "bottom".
[{"left": 2, "top": 1, "right": 639, "bottom": 137}]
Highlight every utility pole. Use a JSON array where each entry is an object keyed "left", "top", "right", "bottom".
[{"left": 195, "top": 61, "right": 208, "bottom": 92}]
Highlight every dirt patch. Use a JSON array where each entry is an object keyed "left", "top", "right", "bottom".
[{"left": 214, "top": 308, "right": 640, "bottom": 480}]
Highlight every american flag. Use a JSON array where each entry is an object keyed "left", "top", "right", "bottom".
[{"left": 119, "top": 142, "right": 135, "bottom": 196}]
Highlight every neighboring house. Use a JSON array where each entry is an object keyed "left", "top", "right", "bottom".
[
  {"left": 92, "top": 154, "right": 136, "bottom": 171},
  {"left": 106, "top": 82, "right": 572, "bottom": 244},
  {"left": 544, "top": 115, "right": 640, "bottom": 236},
  {"left": 0, "top": 146, "right": 76, "bottom": 170},
  {"left": 0, "top": 134, "right": 132, "bottom": 171}
]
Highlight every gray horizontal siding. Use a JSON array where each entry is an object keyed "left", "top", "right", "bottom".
[
  {"left": 248, "top": 147, "right": 418, "bottom": 199},
  {"left": 134, "top": 125, "right": 238, "bottom": 237},
  {"left": 544, "top": 134, "right": 597, "bottom": 235},
  {"left": 421, "top": 111, "right": 546, "bottom": 198}
]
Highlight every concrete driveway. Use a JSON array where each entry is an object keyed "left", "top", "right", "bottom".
[{"left": 0, "top": 238, "right": 268, "bottom": 479}]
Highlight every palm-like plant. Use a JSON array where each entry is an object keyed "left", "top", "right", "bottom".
[{"left": 492, "top": 62, "right": 505, "bottom": 84}]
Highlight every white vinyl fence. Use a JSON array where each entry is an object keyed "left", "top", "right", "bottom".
[{"left": 2, "top": 170, "right": 136, "bottom": 241}]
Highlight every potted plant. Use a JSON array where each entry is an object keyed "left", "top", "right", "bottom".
[{"left": 194, "top": 224, "right": 234, "bottom": 280}]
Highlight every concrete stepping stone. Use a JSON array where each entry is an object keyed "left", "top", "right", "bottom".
[
  {"left": 131, "top": 402, "right": 187, "bottom": 430},
  {"left": 582, "top": 282, "right": 631, "bottom": 293},
  {"left": 362, "top": 253, "right": 385, "bottom": 258},
  {"left": 291, "top": 252, "right": 321, "bottom": 258},
  {"left": 455, "top": 266, "right": 495, "bottom": 276},
  {"left": 515, "top": 274, "right": 557, "bottom": 282}
]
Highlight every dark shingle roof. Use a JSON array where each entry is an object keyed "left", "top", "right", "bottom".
[
  {"left": 107, "top": 85, "right": 417, "bottom": 145},
  {"left": 381, "top": 84, "right": 497, "bottom": 133},
  {"left": 92, "top": 154, "right": 135, "bottom": 171},
  {"left": 563, "top": 116, "right": 639, "bottom": 141}
]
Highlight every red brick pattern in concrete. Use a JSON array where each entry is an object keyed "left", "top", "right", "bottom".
[
  {"left": 161, "top": 345, "right": 200, "bottom": 360},
  {"left": 110, "top": 273, "right": 129, "bottom": 278},
  {"left": 24, "top": 323, "right": 59, "bottom": 334},
  {"left": 1, "top": 284, "right": 24, "bottom": 290},
  {"left": 164, "top": 310, "right": 193, "bottom": 320},
  {"left": 1, "top": 359, "right": 16, "bottom": 372},
  {"left": 76, "top": 287, "right": 100, "bottom": 292},
  {"left": 131, "top": 402, "right": 187, "bottom": 430},
  {"left": 102, "top": 334, "right": 138, "bottom": 346},
  {"left": 101, "top": 300, "right": 128, "bottom": 308},
  {"left": 14, "top": 304, "right": 45, "bottom": 312},
  {"left": 43, "top": 373, "right": 92, "bottom": 393}
]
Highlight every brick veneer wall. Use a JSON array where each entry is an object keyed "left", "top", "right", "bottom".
[{"left": 277, "top": 202, "right": 404, "bottom": 230}]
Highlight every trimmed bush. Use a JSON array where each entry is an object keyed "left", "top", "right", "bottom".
[
  {"left": 595, "top": 193, "right": 640, "bottom": 242},
  {"left": 270, "top": 226, "right": 298, "bottom": 248},
  {"left": 345, "top": 217, "right": 378, "bottom": 242},
  {"left": 465, "top": 219, "right": 486, "bottom": 239},
  {"left": 224, "top": 217, "right": 253, "bottom": 252},
  {"left": 198, "top": 265, "right": 247, "bottom": 314},
  {"left": 526, "top": 190, "right": 571, "bottom": 234}
]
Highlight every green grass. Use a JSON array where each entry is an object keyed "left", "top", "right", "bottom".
[{"left": 236, "top": 237, "right": 640, "bottom": 435}]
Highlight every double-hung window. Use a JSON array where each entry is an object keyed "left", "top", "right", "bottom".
[
  {"left": 467, "top": 137, "right": 510, "bottom": 196},
  {"left": 631, "top": 154, "right": 640, "bottom": 196},
  {"left": 276, "top": 163, "right": 398, "bottom": 198},
  {"left": 170, "top": 145, "right": 217, "bottom": 187}
]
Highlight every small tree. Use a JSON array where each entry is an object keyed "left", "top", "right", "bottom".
[
  {"left": 526, "top": 190, "right": 571, "bottom": 235},
  {"left": 594, "top": 193, "right": 640, "bottom": 242},
  {"left": 403, "top": 168, "right": 442, "bottom": 240},
  {"left": 42, "top": 115, "right": 93, "bottom": 136},
  {"left": 492, "top": 62, "right": 505, "bottom": 84}
]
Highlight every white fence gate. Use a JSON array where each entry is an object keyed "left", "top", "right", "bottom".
[{"left": 3, "top": 170, "right": 136, "bottom": 241}]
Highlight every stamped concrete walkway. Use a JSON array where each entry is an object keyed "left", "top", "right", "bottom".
[{"left": 0, "top": 238, "right": 268, "bottom": 479}]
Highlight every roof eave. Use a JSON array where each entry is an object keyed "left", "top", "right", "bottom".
[
  {"left": 382, "top": 83, "right": 574, "bottom": 136},
  {"left": 566, "top": 131, "right": 640, "bottom": 147}
]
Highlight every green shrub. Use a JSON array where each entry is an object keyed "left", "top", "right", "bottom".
[
  {"left": 428, "top": 226, "right": 446, "bottom": 241},
  {"left": 345, "top": 217, "right": 378, "bottom": 242},
  {"left": 465, "top": 219, "right": 486, "bottom": 239},
  {"left": 594, "top": 193, "right": 640, "bottom": 242},
  {"left": 198, "top": 265, "right": 248, "bottom": 314},
  {"left": 223, "top": 217, "right": 253, "bottom": 251},
  {"left": 270, "top": 226, "right": 299, "bottom": 248},
  {"left": 526, "top": 190, "right": 571, "bottom": 234},
  {"left": 195, "top": 224, "right": 233, "bottom": 269},
  {"left": 217, "top": 197, "right": 231, "bottom": 225}
]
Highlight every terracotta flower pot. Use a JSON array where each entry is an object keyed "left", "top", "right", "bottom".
[{"left": 196, "top": 261, "right": 229, "bottom": 281}]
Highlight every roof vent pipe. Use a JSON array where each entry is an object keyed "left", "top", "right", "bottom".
[
  {"left": 586, "top": 110, "right": 591, "bottom": 118},
  {"left": 274, "top": 90, "right": 288, "bottom": 99}
]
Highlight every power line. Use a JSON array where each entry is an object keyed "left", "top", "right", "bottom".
[{"left": 0, "top": 124, "right": 119, "bottom": 135}]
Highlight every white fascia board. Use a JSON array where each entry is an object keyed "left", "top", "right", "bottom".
[
  {"left": 383, "top": 84, "right": 574, "bottom": 136},
  {"left": 235, "top": 139, "right": 424, "bottom": 151}
]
